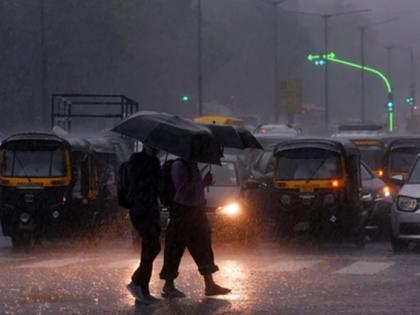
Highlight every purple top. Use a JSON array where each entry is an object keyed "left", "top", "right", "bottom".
[{"left": 171, "top": 160, "right": 205, "bottom": 207}]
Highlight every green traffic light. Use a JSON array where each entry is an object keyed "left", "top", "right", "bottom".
[{"left": 181, "top": 95, "right": 190, "bottom": 102}]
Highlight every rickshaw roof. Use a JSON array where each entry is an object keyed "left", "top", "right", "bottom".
[
  {"left": 1, "top": 132, "right": 70, "bottom": 147},
  {"left": 255, "top": 134, "right": 296, "bottom": 150},
  {"left": 193, "top": 116, "right": 244, "bottom": 127},
  {"left": 274, "top": 138, "right": 359, "bottom": 156},
  {"left": 382, "top": 136, "right": 420, "bottom": 150}
]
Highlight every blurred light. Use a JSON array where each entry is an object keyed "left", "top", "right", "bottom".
[
  {"left": 377, "top": 169, "right": 384, "bottom": 177},
  {"left": 406, "top": 96, "right": 415, "bottom": 106},
  {"left": 181, "top": 95, "right": 190, "bottom": 102},
  {"left": 332, "top": 180, "right": 339, "bottom": 188},
  {"left": 383, "top": 186, "right": 391, "bottom": 198},
  {"left": 219, "top": 203, "right": 241, "bottom": 216}
]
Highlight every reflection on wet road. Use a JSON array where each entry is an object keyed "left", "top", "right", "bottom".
[{"left": 2, "top": 237, "right": 420, "bottom": 314}]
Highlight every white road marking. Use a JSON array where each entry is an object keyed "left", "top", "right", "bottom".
[
  {"left": 335, "top": 261, "right": 394, "bottom": 275},
  {"left": 15, "top": 257, "right": 93, "bottom": 269},
  {"left": 256, "top": 260, "right": 323, "bottom": 273}
]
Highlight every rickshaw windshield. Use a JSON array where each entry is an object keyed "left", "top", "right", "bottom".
[
  {"left": 276, "top": 148, "right": 342, "bottom": 180},
  {"left": 1, "top": 141, "right": 66, "bottom": 178},
  {"left": 408, "top": 159, "right": 420, "bottom": 183},
  {"left": 358, "top": 145, "right": 384, "bottom": 171},
  {"left": 390, "top": 147, "right": 420, "bottom": 174}
]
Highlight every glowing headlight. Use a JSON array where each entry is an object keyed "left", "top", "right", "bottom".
[
  {"left": 382, "top": 186, "right": 391, "bottom": 198},
  {"left": 218, "top": 203, "right": 241, "bottom": 216},
  {"left": 397, "top": 196, "right": 417, "bottom": 212}
]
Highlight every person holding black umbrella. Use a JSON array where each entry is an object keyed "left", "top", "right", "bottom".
[
  {"left": 126, "top": 145, "right": 161, "bottom": 304},
  {"left": 159, "top": 158, "right": 231, "bottom": 298}
]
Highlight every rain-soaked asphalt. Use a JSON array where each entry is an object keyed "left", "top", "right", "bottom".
[{"left": 2, "top": 233, "right": 420, "bottom": 315}]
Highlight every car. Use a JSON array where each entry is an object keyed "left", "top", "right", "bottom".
[
  {"left": 254, "top": 124, "right": 301, "bottom": 136},
  {"left": 390, "top": 154, "right": 420, "bottom": 252},
  {"left": 158, "top": 155, "right": 256, "bottom": 242}
]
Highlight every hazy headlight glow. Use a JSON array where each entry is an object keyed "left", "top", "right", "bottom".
[
  {"left": 218, "top": 203, "right": 241, "bottom": 216},
  {"left": 382, "top": 186, "right": 391, "bottom": 198}
]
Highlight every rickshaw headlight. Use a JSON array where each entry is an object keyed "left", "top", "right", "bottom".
[
  {"left": 218, "top": 203, "right": 241, "bottom": 216},
  {"left": 20, "top": 212, "right": 30, "bottom": 223},
  {"left": 324, "top": 193, "right": 335, "bottom": 205},
  {"left": 397, "top": 196, "right": 417, "bottom": 212},
  {"left": 280, "top": 194, "right": 291, "bottom": 206}
]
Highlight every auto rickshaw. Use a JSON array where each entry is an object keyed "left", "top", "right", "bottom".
[
  {"left": 266, "top": 138, "right": 366, "bottom": 243},
  {"left": 193, "top": 116, "right": 244, "bottom": 127},
  {"left": 0, "top": 132, "right": 130, "bottom": 249},
  {"left": 0, "top": 133, "right": 74, "bottom": 248},
  {"left": 382, "top": 137, "right": 420, "bottom": 183}
]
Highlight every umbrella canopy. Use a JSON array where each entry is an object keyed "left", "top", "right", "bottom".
[
  {"left": 203, "top": 124, "right": 263, "bottom": 150},
  {"left": 112, "top": 111, "right": 222, "bottom": 164}
]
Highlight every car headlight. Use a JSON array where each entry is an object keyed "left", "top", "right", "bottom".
[
  {"left": 397, "top": 196, "right": 418, "bottom": 212},
  {"left": 217, "top": 203, "right": 241, "bottom": 216},
  {"left": 382, "top": 186, "right": 391, "bottom": 198}
]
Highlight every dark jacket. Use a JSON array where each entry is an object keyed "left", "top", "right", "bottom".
[{"left": 127, "top": 151, "right": 161, "bottom": 210}]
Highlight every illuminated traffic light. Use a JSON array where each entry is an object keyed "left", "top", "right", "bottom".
[
  {"left": 406, "top": 96, "right": 415, "bottom": 106},
  {"left": 387, "top": 101, "right": 394, "bottom": 112},
  {"left": 181, "top": 95, "right": 190, "bottom": 103}
]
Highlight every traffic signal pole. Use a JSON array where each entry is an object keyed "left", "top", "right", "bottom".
[{"left": 307, "top": 52, "right": 395, "bottom": 132}]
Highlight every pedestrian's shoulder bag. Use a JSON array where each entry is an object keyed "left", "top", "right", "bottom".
[
  {"left": 159, "top": 159, "right": 187, "bottom": 207},
  {"left": 117, "top": 161, "right": 131, "bottom": 208}
]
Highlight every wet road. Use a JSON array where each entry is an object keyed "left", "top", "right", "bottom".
[{"left": 1, "top": 235, "right": 420, "bottom": 315}]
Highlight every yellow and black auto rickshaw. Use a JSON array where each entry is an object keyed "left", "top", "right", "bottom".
[
  {"left": 382, "top": 137, "right": 420, "bottom": 183},
  {"left": 0, "top": 133, "right": 74, "bottom": 248},
  {"left": 268, "top": 138, "right": 365, "bottom": 242},
  {"left": 193, "top": 115, "right": 244, "bottom": 127},
  {"left": 0, "top": 132, "right": 129, "bottom": 249}
]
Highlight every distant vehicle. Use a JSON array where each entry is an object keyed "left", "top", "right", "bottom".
[
  {"left": 391, "top": 154, "right": 420, "bottom": 252},
  {"left": 382, "top": 137, "right": 420, "bottom": 184},
  {"left": 253, "top": 124, "right": 301, "bottom": 136},
  {"left": 193, "top": 116, "right": 244, "bottom": 127},
  {"left": 332, "top": 134, "right": 386, "bottom": 177}
]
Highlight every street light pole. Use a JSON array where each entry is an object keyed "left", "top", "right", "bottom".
[
  {"left": 197, "top": 0, "right": 203, "bottom": 116},
  {"left": 40, "top": 0, "right": 47, "bottom": 128},
  {"left": 323, "top": 15, "right": 330, "bottom": 130},
  {"left": 359, "top": 27, "right": 366, "bottom": 122},
  {"left": 409, "top": 48, "right": 416, "bottom": 116}
]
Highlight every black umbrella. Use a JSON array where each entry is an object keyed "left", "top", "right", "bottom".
[
  {"left": 112, "top": 111, "right": 222, "bottom": 164},
  {"left": 203, "top": 124, "right": 263, "bottom": 150}
]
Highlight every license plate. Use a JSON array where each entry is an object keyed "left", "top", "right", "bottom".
[{"left": 300, "top": 186, "right": 314, "bottom": 193}]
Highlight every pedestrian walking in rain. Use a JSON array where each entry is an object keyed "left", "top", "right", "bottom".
[
  {"left": 159, "top": 158, "right": 231, "bottom": 298},
  {"left": 126, "top": 145, "right": 161, "bottom": 304}
]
